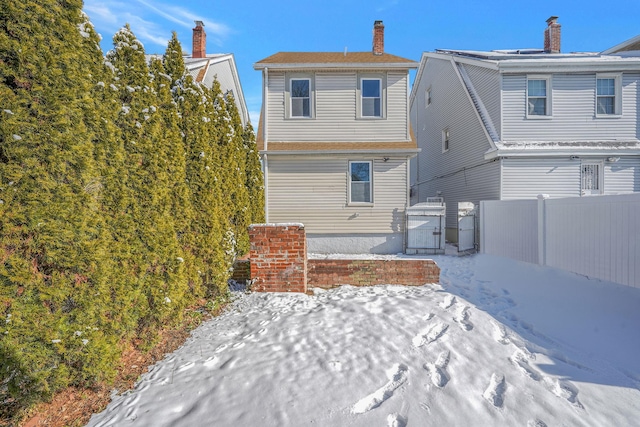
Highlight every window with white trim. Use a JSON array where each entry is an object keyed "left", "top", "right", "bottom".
[
  {"left": 425, "top": 87, "right": 432, "bottom": 107},
  {"left": 527, "top": 76, "right": 551, "bottom": 117},
  {"left": 349, "top": 161, "right": 372, "bottom": 204},
  {"left": 581, "top": 162, "right": 603, "bottom": 195},
  {"left": 290, "top": 78, "right": 311, "bottom": 117},
  {"left": 442, "top": 128, "right": 450, "bottom": 153},
  {"left": 361, "top": 78, "right": 381, "bottom": 117},
  {"left": 596, "top": 74, "right": 621, "bottom": 116}
]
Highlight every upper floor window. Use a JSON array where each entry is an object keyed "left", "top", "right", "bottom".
[
  {"left": 596, "top": 74, "right": 621, "bottom": 116},
  {"left": 425, "top": 87, "right": 432, "bottom": 107},
  {"left": 291, "top": 78, "right": 311, "bottom": 117},
  {"left": 361, "top": 79, "right": 381, "bottom": 117},
  {"left": 527, "top": 76, "right": 551, "bottom": 117},
  {"left": 442, "top": 128, "right": 450, "bottom": 153},
  {"left": 349, "top": 161, "right": 373, "bottom": 204}
]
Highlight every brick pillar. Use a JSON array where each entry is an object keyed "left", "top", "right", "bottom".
[
  {"left": 192, "top": 20, "right": 206, "bottom": 58},
  {"left": 544, "top": 16, "right": 561, "bottom": 54},
  {"left": 373, "top": 20, "right": 384, "bottom": 55},
  {"left": 248, "top": 224, "right": 307, "bottom": 293}
]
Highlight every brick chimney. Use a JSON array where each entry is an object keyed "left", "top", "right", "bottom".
[
  {"left": 544, "top": 16, "right": 561, "bottom": 53},
  {"left": 373, "top": 20, "right": 384, "bottom": 55},
  {"left": 192, "top": 20, "right": 206, "bottom": 58}
]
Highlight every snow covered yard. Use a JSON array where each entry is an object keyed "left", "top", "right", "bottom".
[{"left": 86, "top": 254, "right": 640, "bottom": 427}]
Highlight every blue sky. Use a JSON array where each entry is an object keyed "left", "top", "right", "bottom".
[{"left": 83, "top": 0, "right": 640, "bottom": 125}]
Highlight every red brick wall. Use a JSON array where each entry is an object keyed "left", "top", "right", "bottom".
[
  {"left": 307, "top": 259, "right": 440, "bottom": 288},
  {"left": 248, "top": 224, "right": 307, "bottom": 293}
]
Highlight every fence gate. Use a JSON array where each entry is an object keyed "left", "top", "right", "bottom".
[
  {"left": 405, "top": 199, "right": 446, "bottom": 254},
  {"left": 458, "top": 202, "right": 476, "bottom": 252}
]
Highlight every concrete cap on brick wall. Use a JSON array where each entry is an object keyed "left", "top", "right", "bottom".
[{"left": 249, "top": 223, "right": 305, "bottom": 229}]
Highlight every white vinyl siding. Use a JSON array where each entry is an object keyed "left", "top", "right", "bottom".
[
  {"left": 266, "top": 70, "right": 410, "bottom": 142},
  {"left": 463, "top": 64, "right": 502, "bottom": 137},
  {"left": 502, "top": 73, "right": 639, "bottom": 141},
  {"left": 604, "top": 157, "right": 640, "bottom": 194},
  {"left": 267, "top": 155, "right": 407, "bottom": 234},
  {"left": 501, "top": 158, "right": 581, "bottom": 199},
  {"left": 410, "top": 57, "right": 499, "bottom": 230}
]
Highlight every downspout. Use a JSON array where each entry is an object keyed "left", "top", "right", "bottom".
[{"left": 263, "top": 67, "right": 269, "bottom": 223}]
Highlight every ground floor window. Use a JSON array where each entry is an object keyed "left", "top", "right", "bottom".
[{"left": 349, "top": 161, "right": 372, "bottom": 204}]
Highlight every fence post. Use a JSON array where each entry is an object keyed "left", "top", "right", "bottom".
[
  {"left": 479, "top": 201, "right": 485, "bottom": 254},
  {"left": 537, "top": 194, "right": 549, "bottom": 266}
]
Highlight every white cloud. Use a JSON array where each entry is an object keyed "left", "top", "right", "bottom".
[{"left": 83, "top": 0, "right": 232, "bottom": 51}]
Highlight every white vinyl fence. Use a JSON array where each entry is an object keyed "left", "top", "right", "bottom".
[{"left": 480, "top": 193, "right": 640, "bottom": 288}]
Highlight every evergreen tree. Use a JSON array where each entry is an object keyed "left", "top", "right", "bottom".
[
  {"left": 0, "top": 0, "right": 115, "bottom": 412},
  {"left": 106, "top": 25, "right": 188, "bottom": 331},
  {"left": 243, "top": 122, "right": 265, "bottom": 226},
  {"left": 177, "top": 75, "right": 229, "bottom": 297}
]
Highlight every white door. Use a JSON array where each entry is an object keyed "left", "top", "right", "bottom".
[
  {"left": 581, "top": 162, "right": 603, "bottom": 196},
  {"left": 458, "top": 202, "right": 476, "bottom": 251}
]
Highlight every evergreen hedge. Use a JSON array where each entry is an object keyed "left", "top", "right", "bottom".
[{"left": 0, "top": 2, "right": 264, "bottom": 419}]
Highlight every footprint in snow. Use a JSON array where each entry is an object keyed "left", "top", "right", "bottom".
[
  {"left": 491, "top": 322, "right": 510, "bottom": 345},
  {"left": 527, "top": 419, "right": 548, "bottom": 427},
  {"left": 547, "top": 379, "right": 584, "bottom": 409},
  {"left": 177, "top": 361, "right": 195, "bottom": 373},
  {"left": 203, "top": 356, "right": 218, "bottom": 368},
  {"left": 352, "top": 364, "right": 408, "bottom": 414},
  {"left": 412, "top": 321, "right": 449, "bottom": 348},
  {"left": 440, "top": 295, "right": 456, "bottom": 310},
  {"left": 454, "top": 304, "right": 473, "bottom": 331},
  {"left": 424, "top": 350, "right": 450, "bottom": 388},
  {"left": 483, "top": 373, "right": 506, "bottom": 408},
  {"left": 509, "top": 350, "right": 541, "bottom": 381},
  {"left": 386, "top": 413, "right": 408, "bottom": 427}
]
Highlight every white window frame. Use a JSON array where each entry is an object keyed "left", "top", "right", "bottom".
[
  {"left": 290, "top": 78, "right": 311, "bottom": 118},
  {"left": 581, "top": 161, "right": 603, "bottom": 196},
  {"left": 595, "top": 73, "right": 622, "bottom": 117},
  {"left": 425, "top": 87, "right": 432, "bottom": 108},
  {"left": 526, "top": 75, "right": 552, "bottom": 118},
  {"left": 442, "top": 128, "right": 450, "bottom": 153},
  {"left": 360, "top": 78, "right": 382, "bottom": 118},
  {"left": 357, "top": 73, "right": 386, "bottom": 119},
  {"left": 348, "top": 160, "right": 373, "bottom": 205}
]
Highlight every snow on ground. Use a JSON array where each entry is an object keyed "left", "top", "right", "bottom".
[{"left": 86, "top": 253, "right": 640, "bottom": 427}]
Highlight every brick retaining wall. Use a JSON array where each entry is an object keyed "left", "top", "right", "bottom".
[
  {"left": 307, "top": 259, "right": 440, "bottom": 288},
  {"left": 245, "top": 224, "right": 440, "bottom": 293}
]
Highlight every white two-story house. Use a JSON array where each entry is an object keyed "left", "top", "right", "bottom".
[
  {"left": 254, "top": 21, "right": 419, "bottom": 254},
  {"left": 410, "top": 17, "right": 640, "bottom": 241}
]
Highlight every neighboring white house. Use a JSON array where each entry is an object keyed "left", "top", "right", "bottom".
[
  {"left": 410, "top": 17, "right": 640, "bottom": 241},
  {"left": 184, "top": 21, "right": 249, "bottom": 126},
  {"left": 254, "top": 21, "right": 419, "bottom": 254}
]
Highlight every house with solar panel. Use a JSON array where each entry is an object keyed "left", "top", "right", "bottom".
[{"left": 410, "top": 17, "right": 640, "bottom": 242}]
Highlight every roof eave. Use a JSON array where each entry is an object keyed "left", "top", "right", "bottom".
[
  {"left": 254, "top": 62, "right": 418, "bottom": 70},
  {"left": 261, "top": 148, "right": 421, "bottom": 156}
]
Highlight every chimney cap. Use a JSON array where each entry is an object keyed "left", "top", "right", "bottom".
[
  {"left": 374, "top": 20, "right": 384, "bottom": 26},
  {"left": 546, "top": 16, "right": 559, "bottom": 25},
  {"left": 194, "top": 20, "right": 204, "bottom": 27}
]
